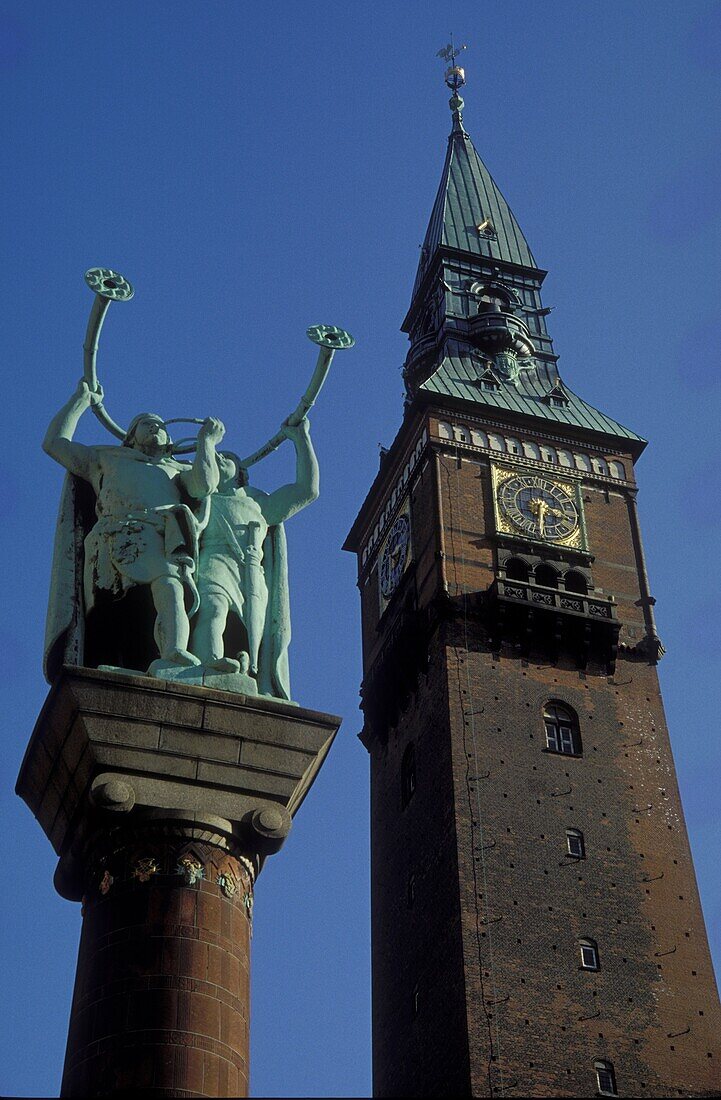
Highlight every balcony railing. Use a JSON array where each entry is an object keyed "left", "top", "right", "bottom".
[{"left": 494, "top": 579, "right": 616, "bottom": 620}]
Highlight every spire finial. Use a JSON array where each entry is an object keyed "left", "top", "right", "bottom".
[{"left": 436, "top": 38, "right": 468, "bottom": 131}]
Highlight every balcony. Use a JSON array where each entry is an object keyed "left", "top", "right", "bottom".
[
  {"left": 495, "top": 578, "right": 616, "bottom": 621},
  {"left": 486, "top": 579, "right": 619, "bottom": 670}
]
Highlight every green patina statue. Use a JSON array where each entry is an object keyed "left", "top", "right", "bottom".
[
  {"left": 192, "top": 423, "right": 319, "bottom": 700},
  {"left": 42, "top": 268, "right": 353, "bottom": 701},
  {"left": 43, "top": 380, "right": 226, "bottom": 676}
]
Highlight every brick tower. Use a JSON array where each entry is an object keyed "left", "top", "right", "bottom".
[{"left": 344, "top": 68, "right": 721, "bottom": 1097}]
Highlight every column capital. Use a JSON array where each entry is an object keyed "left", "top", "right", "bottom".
[{"left": 17, "top": 666, "right": 340, "bottom": 901}]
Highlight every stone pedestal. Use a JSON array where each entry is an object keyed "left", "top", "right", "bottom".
[{"left": 17, "top": 667, "right": 340, "bottom": 1098}]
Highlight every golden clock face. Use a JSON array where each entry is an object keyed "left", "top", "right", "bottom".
[{"left": 495, "top": 472, "right": 581, "bottom": 544}]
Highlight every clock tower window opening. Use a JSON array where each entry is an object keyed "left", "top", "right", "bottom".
[
  {"left": 535, "top": 563, "right": 559, "bottom": 589},
  {"left": 543, "top": 702, "right": 582, "bottom": 756},
  {"left": 564, "top": 570, "right": 588, "bottom": 595},
  {"left": 595, "top": 1060, "right": 617, "bottom": 1095},
  {"left": 579, "top": 938, "right": 600, "bottom": 970},
  {"left": 407, "top": 873, "right": 416, "bottom": 908},
  {"left": 566, "top": 828, "right": 585, "bottom": 859},
  {"left": 401, "top": 743, "right": 417, "bottom": 808},
  {"left": 505, "top": 557, "right": 530, "bottom": 583}
]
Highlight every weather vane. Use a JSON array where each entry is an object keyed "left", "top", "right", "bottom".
[{"left": 436, "top": 37, "right": 467, "bottom": 92}]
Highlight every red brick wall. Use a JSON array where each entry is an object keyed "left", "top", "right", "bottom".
[{"left": 444, "top": 638, "right": 721, "bottom": 1097}]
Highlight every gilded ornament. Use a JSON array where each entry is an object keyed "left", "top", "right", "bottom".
[
  {"left": 177, "top": 857, "right": 204, "bottom": 885},
  {"left": 132, "top": 857, "right": 160, "bottom": 883}
]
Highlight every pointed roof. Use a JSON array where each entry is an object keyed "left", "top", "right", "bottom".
[{"left": 413, "top": 107, "right": 537, "bottom": 297}]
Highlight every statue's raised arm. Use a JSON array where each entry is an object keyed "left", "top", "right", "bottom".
[
  {"left": 255, "top": 417, "right": 319, "bottom": 526},
  {"left": 178, "top": 416, "right": 225, "bottom": 499},
  {"left": 43, "top": 379, "right": 105, "bottom": 483}
]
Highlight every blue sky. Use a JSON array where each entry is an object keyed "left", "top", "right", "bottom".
[{"left": 1, "top": 2, "right": 720, "bottom": 1096}]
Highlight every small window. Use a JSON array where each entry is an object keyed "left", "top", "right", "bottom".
[
  {"left": 437, "top": 420, "right": 453, "bottom": 440},
  {"left": 580, "top": 939, "right": 599, "bottom": 970},
  {"left": 609, "top": 460, "right": 625, "bottom": 480},
  {"left": 544, "top": 702, "right": 581, "bottom": 755},
  {"left": 506, "top": 436, "right": 522, "bottom": 456},
  {"left": 595, "top": 1060, "right": 617, "bottom": 1095},
  {"left": 401, "top": 743, "right": 416, "bottom": 808},
  {"left": 566, "top": 829, "right": 585, "bottom": 859},
  {"left": 453, "top": 424, "right": 471, "bottom": 444},
  {"left": 540, "top": 445, "right": 557, "bottom": 464}
]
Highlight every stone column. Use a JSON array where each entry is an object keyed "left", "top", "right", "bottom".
[{"left": 17, "top": 668, "right": 340, "bottom": 1098}]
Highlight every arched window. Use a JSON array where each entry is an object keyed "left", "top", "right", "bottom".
[
  {"left": 505, "top": 558, "right": 530, "bottom": 583},
  {"left": 609, "top": 460, "right": 626, "bottom": 480},
  {"left": 470, "top": 428, "right": 488, "bottom": 448},
  {"left": 566, "top": 828, "right": 585, "bottom": 859},
  {"left": 437, "top": 421, "right": 453, "bottom": 440},
  {"left": 544, "top": 702, "right": 581, "bottom": 755},
  {"left": 574, "top": 452, "right": 591, "bottom": 472},
  {"left": 557, "top": 448, "right": 574, "bottom": 468},
  {"left": 564, "top": 570, "right": 588, "bottom": 595},
  {"left": 487, "top": 432, "right": 505, "bottom": 451},
  {"left": 535, "top": 563, "right": 558, "bottom": 589},
  {"left": 579, "top": 938, "right": 599, "bottom": 970},
  {"left": 595, "top": 1061, "right": 617, "bottom": 1096},
  {"left": 401, "top": 743, "right": 416, "bottom": 807},
  {"left": 506, "top": 436, "right": 522, "bottom": 456},
  {"left": 522, "top": 441, "right": 541, "bottom": 460},
  {"left": 540, "top": 444, "right": 557, "bottom": 464},
  {"left": 453, "top": 424, "right": 471, "bottom": 444},
  {"left": 591, "top": 456, "right": 609, "bottom": 476}
]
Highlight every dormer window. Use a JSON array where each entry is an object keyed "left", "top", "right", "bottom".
[
  {"left": 544, "top": 381, "right": 570, "bottom": 408},
  {"left": 478, "top": 366, "right": 501, "bottom": 391},
  {"left": 476, "top": 217, "right": 497, "bottom": 239}
]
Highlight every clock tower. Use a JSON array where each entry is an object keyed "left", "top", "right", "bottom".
[{"left": 344, "top": 66, "right": 721, "bottom": 1097}]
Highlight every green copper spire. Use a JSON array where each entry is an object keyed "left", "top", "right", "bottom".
[
  {"left": 401, "top": 60, "right": 644, "bottom": 453},
  {"left": 412, "top": 59, "right": 536, "bottom": 301}
]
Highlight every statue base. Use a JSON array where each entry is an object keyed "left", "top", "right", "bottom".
[
  {"left": 16, "top": 666, "right": 340, "bottom": 1097},
  {"left": 98, "top": 661, "right": 293, "bottom": 702}
]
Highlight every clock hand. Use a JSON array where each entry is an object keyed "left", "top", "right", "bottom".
[{"left": 528, "top": 496, "right": 548, "bottom": 535}]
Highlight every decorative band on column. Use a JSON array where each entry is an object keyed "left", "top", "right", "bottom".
[{"left": 79, "top": 822, "right": 258, "bottom": 919}]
